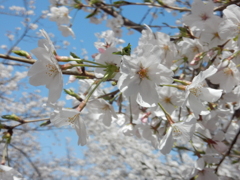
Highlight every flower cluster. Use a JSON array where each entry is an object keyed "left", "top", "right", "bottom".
[{"left": 22, "top": 1, "right": 240, "bottom": 179}]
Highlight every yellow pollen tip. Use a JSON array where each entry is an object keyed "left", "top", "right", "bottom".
[
  {"left": 164, "top": 97, "right": 172, "bottom": 104},
  {"left": 137, "top": 68, "right": 148, "bottom": 79},
  {"left": 224, "top": 67, "right": 233, "bottom": 76}
]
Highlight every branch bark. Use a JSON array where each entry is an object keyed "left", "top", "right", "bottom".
[{"left": 0, "top": 54, "right": 96, "bottom": 78}]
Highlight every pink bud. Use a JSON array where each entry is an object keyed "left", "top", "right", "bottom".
[{"left": 98, "top": 48, "right": 106, "bottom": 54}]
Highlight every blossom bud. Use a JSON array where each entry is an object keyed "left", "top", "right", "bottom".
[
  {"left": 2, "top": 131, "right": 12, "bottom": 143},
  {"left": 190, "top": 52, "right": 204, "bottom": 65},
  {"left": 55, "top": 55, "right": 71, "bottom": 62},
  {"left": 40, "top": 120, "right": 51, "bottom": 127},
  {"left": 64, "top": 89, "right": 83, "bottom": 102},
  {"left": 111, "top": 81, "right": 117, "bottom": 86},
  {"left": 1, "top": 114, "right": 21, "bottom": 121},
  {"left": 176, "top": 85, "right": 186, "bottom": 91},
  {"left": 60, "top": 63, "right": 73, "bottom": 70},
  {"left": 12, "top": 50, "right": 31, "bottom": 59}
]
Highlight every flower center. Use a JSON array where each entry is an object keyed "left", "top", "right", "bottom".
[
  {"left": 164, "top": 97, "right": 172, "bottom": 104},
  {"left": 45, "top": 63, "right": 58, "bottom": 77},
  {"left": 192, "top": 46, "right": 200, "bottom": 53},
  {"left": 163, "top": 44, "right": 169, "bottom": 51},
  {"left": 67, "top": 113, "right": 80, "bottom": 124},
  {"left": 172, "top": 126, "right": 182, "bottom": 137},
  {"left": 213, "top": 32, "right": 220, "bottom": 39},
  {"left": 189, "top": 85, "right": 202, "bottom": 97},
  {"left": 137, "top": 67, "right": 149, "bottom": 79},
  {"left": 101, "top": 104, "right": 110, "bottom": 111},
  {"left": 200, "top": 13, "right": 209, "bottom": 21},
  {"left": 223, "top": 67, "right": 233, "bottom": 76}
]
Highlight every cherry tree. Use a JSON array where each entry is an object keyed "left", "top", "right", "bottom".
[{"left": 1, "top": 0, "right": 240, "bottom": 179}]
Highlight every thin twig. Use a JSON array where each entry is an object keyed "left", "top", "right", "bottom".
[
  {"left": 215, "top": 127, "right": 240, "bottom": 173},
  {"left": 0, "top": 54, "right": 96, "bottom": 78}
]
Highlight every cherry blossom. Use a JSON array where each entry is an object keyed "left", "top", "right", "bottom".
[
  {"left": 0, "top": 165, "right": 25, "bottom": 180},
  {"left": 159, "top": 120, "right": 195, "bottom": 155},
  {"left": 118, "top": 44, "right": 173, "bottom": 107},
  {"left": 48, "top": 6, "right": 71, "bottom": 25},
  {"left": 184, "top": 66, "right": 223, "bottom": 116},
  {"left": 28, "top": 29, "right": 63, "bottom": 103},
  {"left": 2, "top": 0, "right": 240, "bottom": 179},
  {"left": 50, "top": 107, "right": 88, "bottom": 146}
]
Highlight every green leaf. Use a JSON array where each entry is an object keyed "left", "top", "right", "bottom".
[
  {"left": 74, "top": 0, "right": 81, "bottom": 3},
  {"left": 233, "top": 35, "right": 239, "bottom": 42},
  {"left": 113, "top": 43, "right": 131, "bottom": 56},
  {"left": 89, "top": 0, "right": 102, "bottom": 5},
  {"left": 86, "top": 8, "right": 99, "bottom": 18},
  {"left": 156, "top": 0, "right": 164, "bottom": 6},
  {"left": 122, "top": 43, "right": 131, "bottom": 56},
  {"left": 113, "top": 1, "right": 131, "bottom": 5},
  {"left": 70, "top": 52, "right": 80, "bottom": 59},
  {"left": 112, "top": 51, "right": 122, "bottom": 55}
]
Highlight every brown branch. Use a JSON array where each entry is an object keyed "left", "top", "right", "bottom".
[
  {"left": 87, "top": 2, "right": 190, "bottom": 11},
  {"left": 97, "top": 89, "right": 120, "bottom": 99},
  {"left": 94, "top": 2, "right": 144, "bottom": 32},
  {"left": 214, "top": 0, "right": 240, "bottom": 12},
  {"left": 0, "top": 54, "right": 35, "bottom": 64},
  {"left": 10, "top": 144, "right": 42, "bottom": 178},
  {"left": 215, "top": 127, "right": 240, "bottom": 173},
  {"left": 0, "top": 118, "right": 50, "bottom": 130},
  {"left": 0, "top": 54, "right": 96, "bottom": 78}
]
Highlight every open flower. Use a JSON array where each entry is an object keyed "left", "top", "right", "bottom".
[
  {"left": 50, "top": 107, "right": 88, "bottom": 146},
  {"left": 184, "top": 66, "right": 223, "bottom": 116},
  {"left": 118, "top": 44, "right": 173, "bottom": 107},
  {"left": 87, "top": 99, "right": 117, "bottom": 127},
  {"left": 58, "top": 25, "right": 75, "bottom": 38},
  {"left": 48, "top": 6, "right": 71, "bottom": 25},
  {"left": 159, "top": 120, "right": 195, "bottom": 155},
  {"left": 0, "top": 165, "right": 25, "bottom": 180},
  {"left": 28, "top": 30, "right": 63, "bottom": 103}
]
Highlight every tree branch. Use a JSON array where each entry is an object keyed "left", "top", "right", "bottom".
[
  {"left": 215, "top": 127, "right": 240, "bottom": 173},
  {"left": 0, "top": 54, "right": 96, "bottom": 78}
]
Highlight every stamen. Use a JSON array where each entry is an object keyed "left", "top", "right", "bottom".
[
  {"left": 200, "top": 13, "right": 209, "bottom": 21},
  {"left": 223, "top": 67, "right": 233, "bottom": 76},
  {"left": 137, "top": 67, "right": 148, "bottom": 79},
  {"left": 45, "top": 63, "right": 58, "bottom": 77},
  {"left": 172, "top": 126, "right": 182, "bottom": 137},
  {"left": 67, "top": 113, "right": 80, "bottom": 124}
]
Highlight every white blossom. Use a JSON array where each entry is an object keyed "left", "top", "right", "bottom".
[{"left": 28, "top": 29, "right": 63, "bottom": 103}]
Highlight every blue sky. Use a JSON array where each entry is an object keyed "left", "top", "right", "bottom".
[{"left": 0, "top": 0, "right": 183, "bottom": 165}]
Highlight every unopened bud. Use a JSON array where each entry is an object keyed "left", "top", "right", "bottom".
[
  {"left": 55, "top": 55, "right": 71, "bottom": 62},
  {"left": 12, "top": 50, "right": 31, "bottom": 59},
  {"left": 190, "top": 52, "right": 204, "bottom": 65},
  {"left": 2, "top": 114, "right": 21, "bottom": 121},
  {"left": 60, "top": 63, "right": 73, "bottom": 70},
  {"left": 177, "top": 85, "right": 187, "bottom": 91},
  {"left": 64, "top": 89, "right": 83, "bottom": 101},
  {"left": 111, "top": 81, "right": 117, "bottom": 86},
  {"left": 179, "top": 73, "right": 185, "bottom": 80},
  {"left": 40, "top": 120, "right": 51, "bottom": 127},
  {"left": 2, "top": 131, "right": 12, "bottom": 143}
]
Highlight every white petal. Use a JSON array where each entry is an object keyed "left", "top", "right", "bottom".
[
  {"left": 195, "top": 158, "right": 205, "bottom": 170},
  {"left": 75, "top": 118, "right": 88, "bottom": 146},
  {"left": 199, "top": 87, "right": 222, "bottom": 102},
  {"left": 188, "top": 94, "right": 208, "bottom": 115},
  {"left": 159, "top": 127, "right": 173, "bottom": 155}
]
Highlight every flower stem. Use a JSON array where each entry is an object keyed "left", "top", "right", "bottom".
[{"left": 158, "top": 103, "right": 174, "bottom": 124}]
